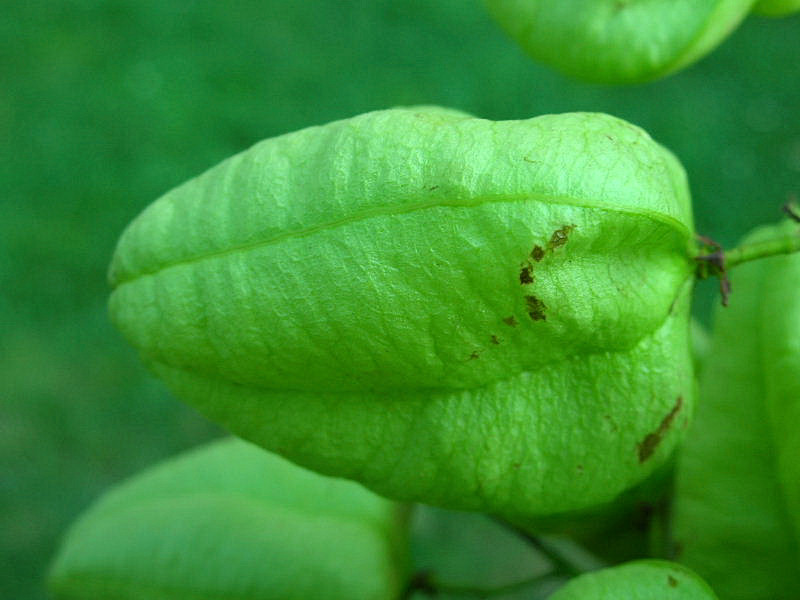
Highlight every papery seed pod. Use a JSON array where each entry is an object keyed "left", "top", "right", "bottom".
[
  {"left": 49, "top": 438, "right": 408, "bottom": 600},
  {"left": 483, "top": 0, "right": 797, "bottom": 84},
  {"left": 109, "top": 107, "right": 696, "bottom": 520},
  {"left": 549, "top": 560, "right": 718, "bottom": 599}
]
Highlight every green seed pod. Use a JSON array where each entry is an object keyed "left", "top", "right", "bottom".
[
  {"left": 48, "top": 438, "right": 408, "bottom": 600},
  {"left": 549, "top": 560, "right": 718, "bottom": 599},
  {"left": 673, "top": 221, "right": 800, "bottom": 599},
  {"left": 109, "top": 107, "right": 696, "bottom": 520},
  {"left": 483, "top": 1, "right": 773, "bottom": 83},
  {"left": 753, "top": 0, "right": 800, "bottom": 16}
]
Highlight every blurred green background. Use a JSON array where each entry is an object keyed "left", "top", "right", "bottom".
[{"left": 2, "top": 1, "right": 798, "bottom": 598}]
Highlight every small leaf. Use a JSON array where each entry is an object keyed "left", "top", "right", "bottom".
[{"left": 48, "top": 438, "right": 408, "bottom": 600}]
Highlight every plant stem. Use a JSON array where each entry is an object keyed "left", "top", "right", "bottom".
[
  {"left": 695, "top": 224, "right": 800, "bottom": 305},
  {"left": 724, "top": 233, "right": 800, "bottom": 269}
]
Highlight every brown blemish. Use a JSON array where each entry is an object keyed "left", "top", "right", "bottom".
[
  {"left": 468, "top": 350, "right": 480, "bottom": 360},
  {"left": 519, "top": 265, "right": 534, "bottom": 285},
  {"left": 548, "top": 224, "right": 576, "bottom": 251},
  {"left": 577, "top": 464, "right": 584, "bottom": 472},
  {"left": 525, "top": 224, "right": 575, "bottom": 268},
  {"left": 511, "top": 462, "right": 521, "bottom": 470},
  {"left": 427, "top": 185, "right": 439, "bottom": 191},
  {"left": 667, "top": 575, "right": 678, "bottom": 588},
  {"left": 637, "top": 396, "right": 684, "bottom": 463},
  {"left": 503, "top": 316, "right": 518, "bottom": 327},
  {"left": 525, "top": 295, "right": 547, "bottom": 321},
  {"left": 490, "top": 335, "right": 500, "bottom": 345},
  {"left": 523, "top": 156, "right": 538, "bottom": 164}
]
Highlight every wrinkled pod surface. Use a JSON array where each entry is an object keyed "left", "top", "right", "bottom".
[{"left": 110, "top": 107, "right": 697, "bottom": 521}]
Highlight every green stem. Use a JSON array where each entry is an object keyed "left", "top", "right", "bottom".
[
  {"left": 724, "top": 233, "right": 800, "bottom": 269},
  {"left": 695, "top": 226, "right": 800, "bottom": 305}
]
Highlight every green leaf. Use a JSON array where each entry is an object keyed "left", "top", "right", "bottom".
[
  {"left": 673, "top": 220, "right": 800, "bottom": 599},
  {"left": 48, "top": 438, "right": 408, "bottom": 600},
  {"left": 549, "top": 560, "right": 718, "bottom": 599},
  {"left": 483, "top": 0, "right": 760, "bottom": 83},
  {"left": 109, "top": 107, "right": 697, "bottom": 519}
]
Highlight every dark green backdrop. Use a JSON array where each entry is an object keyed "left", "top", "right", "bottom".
[{"left": 2, "top": 1, "right": 799, "bottom": 598}]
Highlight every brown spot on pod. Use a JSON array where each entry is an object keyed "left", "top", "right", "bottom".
[
  {"left": 519, "top": 265, "right": 534, "bottom": 285},
  {"left": 548, "top": 224, "right": 576, "bottom": 251},
  {"left": 637, "top": 396, "right": 683, "bottom": 463},
  {"left": 525, "top": 295, "right": 547, "bottom": 321}
]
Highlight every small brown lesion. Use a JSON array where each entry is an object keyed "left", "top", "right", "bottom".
[
  {"left": 503, "top": 315, "right": 518, "bottom": 327},
  {"left": 637, "top": 396, "right": 684, "bottom": 463},
  {"left": 519, "top": 265, "right": 534, "bottom": 285},
  {"left": 525, "top": 224, "right": 575, "bottom": 274},
  {"left": 667, "top": 575, "right": 678, "bottom": 588},
  {"left": 525, "top": 295, "right": 547, "bottom": 321},
  {"left": 548, "top": 224, "right": 576, "bottom": 251},
  {"left": 490, "top": 335, "right": 500, "bottom": 345},
  {"left": 468, "top": 350, "right": 480, "bottom": 360}
]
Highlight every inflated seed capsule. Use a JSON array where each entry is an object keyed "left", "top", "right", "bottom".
[
  {"left": 484, "top": 0, "right": 799, "bottom": 84},
  {"left": 49, "top": 438, "right": 408, "bottom": 600},
  {"left": 109, "top": 107, "right": 696, "bottom": 519},
  {"left": 550, "top": 560, "right": 719, "bottom": 599}
]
